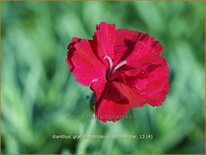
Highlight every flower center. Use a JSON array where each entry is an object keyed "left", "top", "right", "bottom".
[{"left": 104, "top": 55, "right": 127, "bottom": 81}]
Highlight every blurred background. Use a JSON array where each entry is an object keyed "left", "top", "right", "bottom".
[{"left": 1, "top": 1, "right": 205, "bottom": 154}]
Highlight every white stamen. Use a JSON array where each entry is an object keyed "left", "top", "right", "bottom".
[
  {"left": 103, "top": 55, "right": 127, "bottom": 81},
  {"left": 113, "top": 60, "right": 127, "bottom": 72},
  {"left": 90, "top": 78, "right": 98, "bottom": 85},
  {"left": 104, "top": 55, "right": 113, "bottom": 70}
]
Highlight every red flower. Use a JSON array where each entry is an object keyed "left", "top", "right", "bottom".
[{"left": 66, "top": 22, "right": 169, "bottom": 122}]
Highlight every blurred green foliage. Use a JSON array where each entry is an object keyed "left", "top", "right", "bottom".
[{"left": 1, "top": 1, "right": 205, "bottom": 154}]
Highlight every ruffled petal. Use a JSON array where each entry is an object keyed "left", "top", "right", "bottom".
[
  {"left": 139, "top": 34, "right": 163, "bottom": 54},
  {"left": 92, "top": 22, "right": 116, "bottom": 60},
  {"left": 124, "top": 33, "right": 163, "bottom": 69},
  {"left": 125, "top": 42, "right": 160, "bottom": 69},
  {"left": 112, "top": 81, "right": 147, "bottom": 108},
  {"left": 141, "top": 58, "right": 169, "bottom": 106},
  {"left": 121, "top": 57, "right": 169, "bottom": 106},
  {"left": 66, "top": 38, "right": 106, "bottom": 86},
  {"left": 95, "top": 99, "right": 131, "bottom": 123},
  {"left": 91, "top": 79, "right": 130, "bottom": 122},
  {"left": 114, "top": 30, "right": 163, "bottom": 65},
  {"left": 114, "top": 29, "right": 140, "bottom": 64}
]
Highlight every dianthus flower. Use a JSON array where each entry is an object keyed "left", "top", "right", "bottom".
[{"left": 67, "top": 22, "right": 169, "bottom": 122}]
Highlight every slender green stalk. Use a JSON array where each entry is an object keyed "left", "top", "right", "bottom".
[{"left": 76, "top": 114, "right": 96, "bottom": 154}]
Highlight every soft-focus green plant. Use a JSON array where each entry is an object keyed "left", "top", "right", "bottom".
[{"left": 1, "top": 1, "right": 205, "bottom": 154}]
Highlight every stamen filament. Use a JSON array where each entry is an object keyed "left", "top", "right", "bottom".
[
  {"left": 112, "top": 60, "right": 127, "bottom": 72},
  {"left": 104, "top": 55, "right": 127, "bottom": 81},
  {"left": 104, "top": 55, "right": 113, "bottom": 71}
]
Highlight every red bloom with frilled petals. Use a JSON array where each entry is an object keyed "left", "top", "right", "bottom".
[{"left": 66, "top": 22, "right": 169, "bottom": 122}]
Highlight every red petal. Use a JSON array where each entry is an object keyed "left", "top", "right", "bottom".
[
  {"left": 114, "top": 30, "right": 163, "bottom": 65},
  {"left": 114, "top": 29, "right": 140, "bottom": 64},
  {"left": 91, "top": 79, "right": 130, "bottom": 122},
  {"left": 92, "top": 22, "right": 116, "bottom": 60},
  {"left": 90, "top": 79, "right": 107, "bottom": 101},
  {"left": 142, "top": 58, "right": 169, "bottom": 106},
  {"left": 125, "top": 42, "right": 159, "bottom": 68},
  {"left": 66, "top": 38, "right": 106, "bottom": 86},
  {"left": 95, "top": 99, "right": 131, "bottom": 123},
  {"left": 122, "top": 57, "right": 169, "bottom": 106},
  {"left": 139, "top": 34, "right": 163, "bottom": 54},
  {"left": 112, "top": 82, "right": 147, "bottom": 108},
  {"left": 124, "top": 32, "right": 163, "bottom": 68}
]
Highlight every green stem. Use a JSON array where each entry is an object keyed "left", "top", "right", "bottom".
[{"left": 76, "top": 114, "right": 96, "bottom": 154}]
